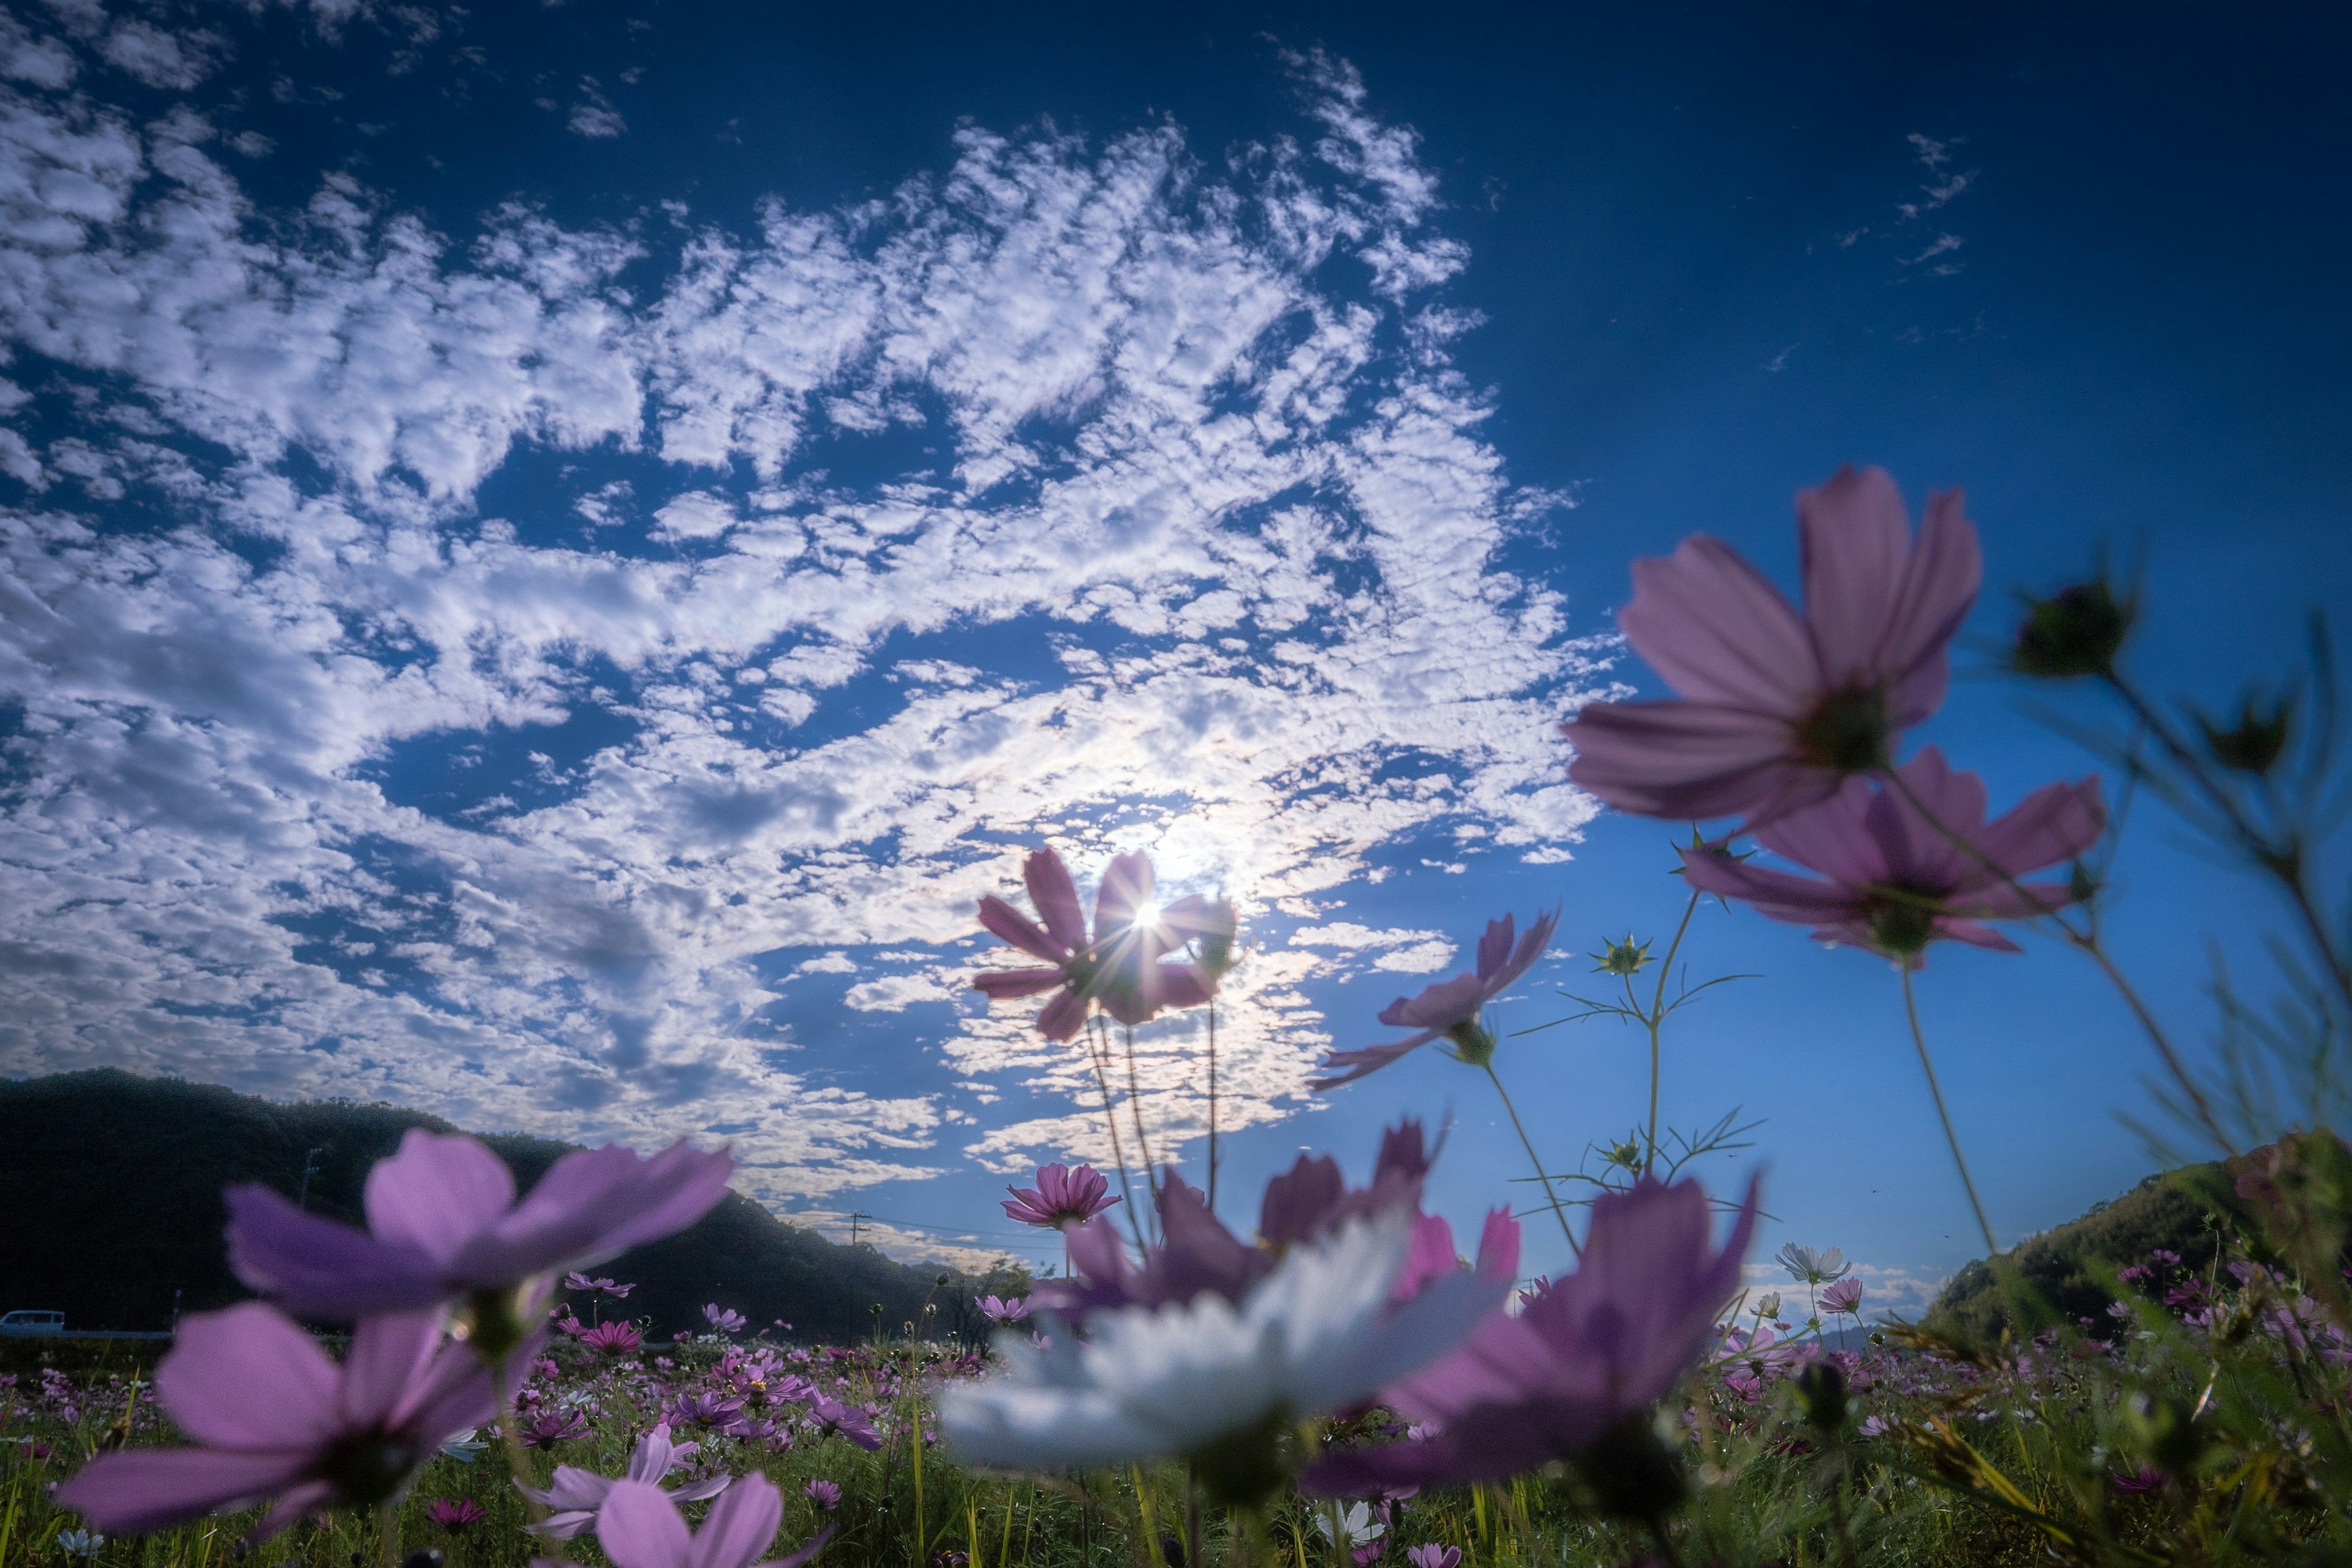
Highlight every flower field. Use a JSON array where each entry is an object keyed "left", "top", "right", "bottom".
[{"left": 17, "top": 465, "right": 2352, "bottom": 1567}]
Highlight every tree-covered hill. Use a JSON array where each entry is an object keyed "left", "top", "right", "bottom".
[
  {"left": 1927, "top": 1166, "right": 2228, "bottom": 1339},
  {"left": 0, "top": 1069, "right": 1022, "bottom": 1344}
]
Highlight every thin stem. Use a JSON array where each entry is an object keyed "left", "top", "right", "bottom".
[
  {"left": 1899, "top": 963, "right": 1999, "bottom": 1257},
  {"left": 2103, "top": 671, "right": 2352, "bottom": 1012},
  {"left": 492, "top": 1359, "right": 544, "bottom": 1524},
  {"left": 1880, "top": 763, "right": 2233, "bottom": 1152},
  {"left": 1643, "top": 886, "right": 1704, "bottom": 1174},
  {"left": 1121, "top": 1023, "right": 1160, "bottom": 1210},
  {"left": 1482, "top": 1062, "right": 1581, "bottom": 1259},
  {"left": 1084, "top": 1017, "right": 1148, "bottom": 1253},
  {"left": 379, "top": 1506, "right": 399, "bottom": 1568},
  {"left": 1206, "top": 1001, "right": 1220, "bottom": 1216}
]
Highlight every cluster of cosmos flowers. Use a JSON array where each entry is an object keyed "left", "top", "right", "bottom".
[
  {"left": 45, "top": 466, "right": 2137, "bottom": 1555},
  {"left": 52, "top": 1129, "right": 844, "bottom": 1568},
  {"left": 944, "top": 466, "right": 2125, "bottom": 1515}
]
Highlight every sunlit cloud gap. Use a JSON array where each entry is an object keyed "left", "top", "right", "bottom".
[{"left": 0, "top": 49, "right": 1604, "bottom": 1211}]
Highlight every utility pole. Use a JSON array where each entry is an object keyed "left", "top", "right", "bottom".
[
  {"left": 848, "top": 1212, "right": 870, "bottom": 1250},
  {"left": 295, "top": 1147, "right": 323, "bottom": 1210}
]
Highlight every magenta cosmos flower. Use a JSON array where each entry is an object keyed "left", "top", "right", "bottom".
[
  {"left": 1305, "top": 1174, "right": 1757, "bottom": 1493},
  {"left": 1819, "top": 1278, "right": 1864, "bottom": 1316},
  {"left": 56, "top": 1304, "right": 513, "bottom": 1539},
  {"left": 1678, "top": 747, "right": 2105, "bottom": 967},
  {"left": 1564, "top": 466, "right": 1981, "bottom": 827},
  {"left": 428, "top": 1498, "right": 486, "bottom": 1532},
  {"left": 1311, "top": 912, "right": 1558, "bottom": 1090},
  {"left": 972, "top": 848, "right": 1235, "bottom": 1040},
  {"left": 580, "top": 1321, "right": 644, "bottom": 1355},
  {"left": 1001, "top": 1161, "right": 1121, "bottom": 1229},
  {"left": 595, "top": 1474, "right": 833, "bottom": 1568},
  {"left": 522, "top": 1420, "right": 729, "bottom": 1541},
  {"left": 225, "top": 1129, "right": 732, "bottom": 1332},
  {"left": 1046, "top": 1121, "right": 1517, "bottom": 1319}
]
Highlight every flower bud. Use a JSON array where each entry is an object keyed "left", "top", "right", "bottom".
[
  {"left": 2011, "top": 579, "right": 2134, "bottom": 680},
  {"left": 2197, "top": 694, "right": 2293, "bottom": 775},
  {"left": 1573, "top": 1412, "right": 1687, "bottom": 1523},
  {"left": 2123, "top": 1390, "right": 2203, "bottom": 1477},
  {"left": 1591, "top": 933, "right": 1654, "bottom": 976},
  {"left": 1796, "top": 1360, "right": 1847, "bottom": 1433}
]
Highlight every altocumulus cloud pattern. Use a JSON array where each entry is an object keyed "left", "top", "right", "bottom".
[{"left": 0, "top": 18, "right": 1602, "bottom": 1213}]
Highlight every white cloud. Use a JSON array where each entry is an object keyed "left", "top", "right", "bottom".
[{"left": 0, "top": 39, "right": 1602, "bottom": 1205}]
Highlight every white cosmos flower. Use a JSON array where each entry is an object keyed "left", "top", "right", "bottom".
[
  {"left": 1314, "top": 1502, "right": 1387, "bottom": 1550},
  {"left": 941, "top": 1208, "right": 1503, "bottom": 1474}
]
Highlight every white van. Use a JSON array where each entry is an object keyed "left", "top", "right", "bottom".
[{"left": 0, "top": 1310, "right": 66, "bottom": 1336}]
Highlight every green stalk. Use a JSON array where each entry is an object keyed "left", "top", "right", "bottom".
[
  {"left": 1643, "top": 886, "right": 1703, "bottom": 1175},
  {"left": 1899, "top": 964, "right": 1999, "bottom": 1257},
  {"left": 1482, "top": 1062, "right": 1581, "bottom": 1257},
  {"left": 1086, "top": 1016, "right": 1150, "bottom": 1252}
]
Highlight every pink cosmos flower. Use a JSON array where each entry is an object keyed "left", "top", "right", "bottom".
[
  {"left": 1001, "top": 1163, "right": 1121, "bottom": 1229},
  {"left": 566, "top": 1273, "right": 634, "bottom": 1297},
  {"left": 55, "top": 1304, "right": 513, "bottom": 1540},
  {"left": 522, "top": 1420, "right": 731, "bottom": 1540},
  {"left": 804, "top": 1479, "right": 841, "bottom": 1510},
  {"left": 1678, "top": 747, "right": 2105, "bottom": 967},
  {"left": 975, "top": 1295, "right": 1030, "bottom": 1325},
  {"left": 1406, "top": 1548, "right": 1461, "bottom": 1568},
  {"left": 1046, "top": 1123, "right": 1517, "bottom": 1319},
  {"left": 1819, "top": 1279, "right": 1864, "bottom": 1316},
  {"left": 428, "top": 1498, "right": 486, "bottom": 1532},
  {"left": 580, "top": 1321, "right": 644, "bottom": 1356},
  {"left": 1312, "top": 913, "right": 1559, "bottom": 1089},
  {"left": 226, "top": 1129, "right": 732, "bottom": 1323},
  {"left": 1564, "top": 466, "right": 1981, "bottom": 826},
  {"left": 972, "top": 848, "right": 1235, "bottom": 1040},
  {"left": 806, "top": 1396, "right": 882, "bottom": 1451},
  {"left": 521, "top": 1409, "right": 592, "bottom": 1448},
  {"left": 705, "top": 1305, "right": 747, "bottom": 1334},
  {"left": 1305, "top": 1174, "right": 1758, "bottom": 1493},
  {"left": 595, "top": 1474, "right": 833, "bottom": 1568}
]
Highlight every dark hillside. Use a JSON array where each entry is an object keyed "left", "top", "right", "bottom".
[
  {"left": 0, "top": 1070, "right": 1022, "bottom": 1344},
  {"left": 1927, "top": 1166, "right": 2226, "bottom": 1339}
]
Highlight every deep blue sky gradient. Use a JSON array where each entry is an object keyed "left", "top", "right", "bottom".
[{"left": 12, "top": 0, "right": 2351, "bottom": 1308}]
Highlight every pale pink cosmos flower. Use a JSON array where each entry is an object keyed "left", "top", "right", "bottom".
[
  {"left": 805, "top": 1479, "right": 842, "bottom": 1510},
  {"left": 55, "top": 1304, "right": 516, "bottom": 1540},
  {"left": 580, "top": 1322, "right": 644, "bottom": 1356},
  {"left": 521, "top": 1420, "right": 730, "bottom": 1541},
  {"left": 225, "top": 1129, "right": 732, "bottom": 1325},
  {"left": 1820, "top": 1279, "right": 1864, "bottom": 1316},
  {"left": 1305, "top": 1174, "right": 1758, "bottom": 1493},
  {"left": 1678, "top": 747, "right": 2105, "bottom": 967},
  {"left": 595, "top": 1474, "right": 832, "bottom": 1568},
  {"left": 971, "top": 848, "right": 1235, "bottom": 1040},
  {"left": 1001, "top": 1162, "right": 1120, "bottom": 1229},
  {"left": 428, "top": 1498, "right": 486, "bottom": 1532},
  {"left": 1312, "top": 913, "right": 1559, "bottom": 1089},
  {"left": 705, "top": 1305, "right": 747, "bottom": 1334},
  {"left": 975, "top": 1295, "right": 1031, "bottom": 1325},
  {"left": 1564, "top": 466, "right": 1981, "bottom": 826},
  {"left": 1406, "top": 1548, "right": 1461, "bottom": 1568}
]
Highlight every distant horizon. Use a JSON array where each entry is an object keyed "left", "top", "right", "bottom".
[{"left": 2, "top": 1, "right": 2346, "bottom": 1323}]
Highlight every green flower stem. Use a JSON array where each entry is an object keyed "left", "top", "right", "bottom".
[
  {"left": 492, "top": 1359, "right": 543, "bottom": 1525},
  {"left": 1899, "top": 963, "right": 1999, "bottom": 1257},
  {"left": 1643, "top": 885, "right": 1703, "bottom": 1175},
  {"left": 2101, "top": 669, "right": 2352, "bottom": 1014},
  {"left": 1207, "top": 1002, "right": 1220, "bottom": 1216},
  {"left": 1880, "top": 763, "right": 2231, "bottom": 1152},
  {"left": 1482, "top": 1061, "right": 1581, "bottom": 1259},
  {"left": 1085, "top": 1017, "right": 1149, "bottom": 1253},
  {"left": 1121, "top": 1023, "right": 1159, "bottom": 1205}
]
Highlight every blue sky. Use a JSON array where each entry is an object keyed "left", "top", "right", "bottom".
[{"left": 1, "top": 0, "right": 2346, "bottom": 1316}]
